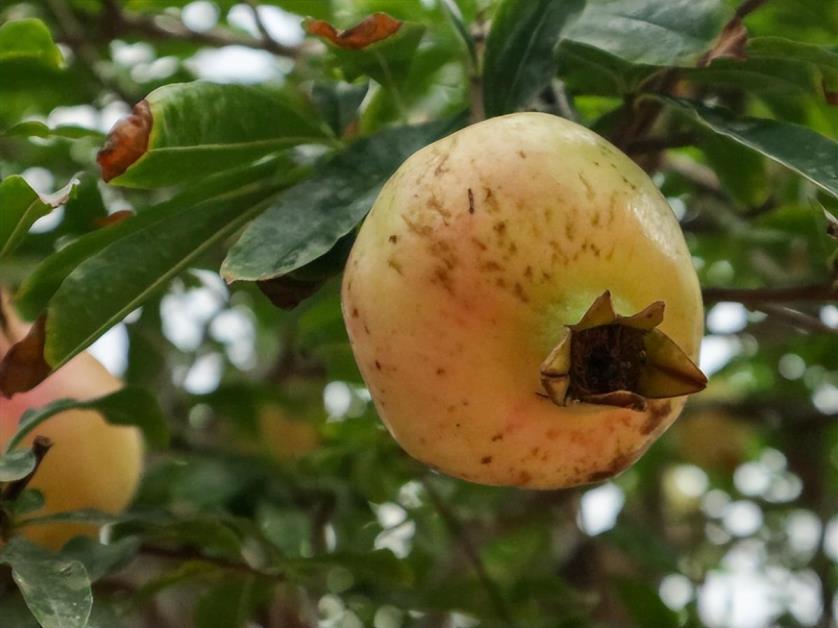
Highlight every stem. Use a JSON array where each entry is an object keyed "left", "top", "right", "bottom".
[
  {"left": 140, "top": 544, "right": 285, "bottom": 580},
  {"left": 421, "top": 477, "right": 516, "bottom": 627},
  {"left": 0, "top": 436, "right": 52, "bottom": 539}
]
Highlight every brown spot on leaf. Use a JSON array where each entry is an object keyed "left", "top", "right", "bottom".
[
  {"left": 305, "top": 12, "right": 402, "bottom": 50},
  {"left": 95, "top": 209, "right": 134, "bottom": 228},
  {"left": 97, "top": 100, "right": 152, "bottom": 182},
  {"left": 0, "top": 315, "right": 50, "bottom": 396}
]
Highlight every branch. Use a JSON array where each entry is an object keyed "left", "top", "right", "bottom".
[
  {"left": 245, "top": 1, "right": 282, "bottom": 53},
  {"left": 140, "top": 544, "right": 285, "bottom": 580},
  {"left": 702, "top": 282, "right": 836, "bottom": 304},
  {"left": 750, "top": 303, "right": 836, "bottom": 335},
  {"left": 421, "top": 477, "right": 517, "bottom": 627}
]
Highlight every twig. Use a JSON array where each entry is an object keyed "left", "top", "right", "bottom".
[
  {"left": 702, "top": 282, "right": 836, "bottom": 304},
  {"left": 1, "top": 436, "right": 52, "bottom": 503},
  {"left": 735, "top": 0, "right": 769, "bottom": 19},
  {"left": 749, "top": 303, "right": 836, "bottom": 335},
  {"left": 140, "top": 544, "right": 285, "bottom": 580},
  {"left": 245, "top": 0, "right": 282, "bottom": 52},
  {"left": 420, "top": 477, "right": 517, "bottom": 627}
]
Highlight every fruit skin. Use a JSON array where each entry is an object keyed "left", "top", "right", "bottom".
[
  {"left": 0, "top": 305, "right": 143, "bottom": 549},
  {"left": 342, "top": 112, "right": 703, "bottom": 489}
]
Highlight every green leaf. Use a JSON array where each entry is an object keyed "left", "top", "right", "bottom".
[
  {"left": 660, "top": 97, "right": 838, "bottom": 197},
  {"left": 59, "top": 537, "right": 142, "bottom": 582},
  {"left": 0, "top": 19, "right": 63, "bottom": 68},
  {"left": 5, "top": 387, "right": 170, "bottom": 453},
  {"left": 1, "top": 121, "right": 104, "bottom": 140},
  {"left": 613, "top": 577, "right": 680, "bottom": 628},
  {"left": 40, "top": 168, "right": 296, "bottom": 372},
  {"left": 483, "top": 0, "right": 585, "bottom": 116},
  {"left": 221, "top": 113, "right": 466, "bottom": 282},
  {"left": 14, "top": 161, "right": 285, "bottom": 321},
  {"left": 308, "top": 17, "right": 426, "bottom": 89},
  {"left": 684, "top": 57, "right": 824, "bottom": 98},
  {"left": 702, "top": 134, "right": 770, "bottom": 208},
  {"left": 556, "top": 40, "right": 656, "bottom": 97},
  {"left": 0, "top": 538, "right": 92, "bottom": 628},
  {"left": 0, "top": 448, "right": 37, "bottom": 482},
  {"left": 748, "top": 36, "right": 838, "bottom": 91},
  {"left": 564, "top": 0, "right": 730, "bottom": 66},
  {"left": 311, "top": 81, "right": 369, "bottom": 136},
  {"left": 0, "top": 176, "right": 76, "bottom": 260},
  {"left": 195, "top": 579, "right": 274, "bottom": 628},
  {"left": 106, "top": 82, "right": 332, "bottom": 188},
  {"left": 17, "top": 510, "right": 121, "bottom": 529}
]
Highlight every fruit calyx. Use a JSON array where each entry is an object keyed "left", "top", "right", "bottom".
[{"left": 540, "top": 291, "right": 707, "bottom": 410}]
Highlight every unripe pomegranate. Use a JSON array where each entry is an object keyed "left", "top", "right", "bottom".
[
  {"left": 342, "top": 113, "right": 705, "bottom": 489},
  {"left": 0, "top": 293, "right": 143, "bottom": 549}
]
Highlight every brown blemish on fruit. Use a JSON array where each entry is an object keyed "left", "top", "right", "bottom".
[
  {"left": 517, "top": 470, "right": 532, "bottom": 485},
  {"left": 578, "top": 173, "right": 595, "bottom": 201},
  {"left": 591, "top": 212, "right": 600, "bottom": 226},
  {"left": 436, "top": 367, "right": 446, "bottom": 376},
  {"left": 351, "top": 308, "right": 359, "bottom": 318},
  {"left": 586, "top": 450, "right": 638, "bottom": 483},
  {"left": 467, "top": 187, "right": 475, "bottom": 214},
  {"left": 427, "top": 195, "right": 452, "bottom": 222},
  {"left": 493, "top": 221, "right": 507, "bottom": 237},
  {"left": 564, "top": 221, "right": 575, "bottom": 241},
  {"left": 97, "top": 100, "right": 152, "bottom": 182},
  {"left": 517, "top": 150, "right": 527, "bottom": 159},
  {"left": 434, "top": 153, "right": 450, "bottom": 176},
  {"left": 483, "top": 187, "right": 500, "bottom": 213},
  {"left": 491, "top": 433, "right": 503, "bottom": 442},
  {"left": 524, "top": 266, "right": 533, "bottom": 280},
  {"left": 481, "top": 261, "right": 502, "bottom": 272},
  {"left": 403, "top": 216, "right": 433, "bottom": 238},
  {"left": 388, "top": 234, "right": 399, "bottom": 243},
  {"left": 640, "top": 401, "right": 672, "bottom": 435},
  {"left": 495, "top": 278, "right": 506, "bottom": 288},
  {"left": 471, "top": 237, "right": 487, "bottom": 251},
  {"left": 513, "top": 282, "right": 529, "bottom": 303},
  {"left": 481, "top": 456, "right": 493, "bottom": 464},
  {"left": 375, "top": 360, "right": 382, "bottom": 370},
  {"left": 387, "top": 258, "right": 403, "bottom": 274},
  {"left": 363, "top": 324, "right": 371, "bottom": 334},
  {"left": 431, "top": 266, "right": 454, "bottom": 294}
]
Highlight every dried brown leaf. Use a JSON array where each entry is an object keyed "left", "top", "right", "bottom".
[
  {"left": 97, "top": 100, "right": 152, "bottom": 183},
  {"left": 305, "top": 13, "right": 402, "bottom": 50}
]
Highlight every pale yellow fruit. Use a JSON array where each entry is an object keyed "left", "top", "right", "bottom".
[
  {"left": 258, "top": 405, "right": 320, "bottom": 461},
  {"left": 0, "top": 307, "right": 143, "bottom": 549},
  {"left": 342, "top": 112, "right": 703, "bottom": 489}
]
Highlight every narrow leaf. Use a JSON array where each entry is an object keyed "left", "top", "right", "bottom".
[
  {"left": 5, "top": 387, "right": 169, "bottom": 453},
  {"left": 0, "top": 538, "right": 92, "bottom": 628},
  {"left": 0, "top": 176, "right": 77, "bottom": 260},
  {"left": 1, "top": 121, "right": 103, "bottom": 140},
  {"left": 483, "top": 0, "right": 585, "bottom": 116},
  {"left": 222, "top": 114, "right": 466, "bottom": 282},
  {"left": 660, "top": 97, "right": 838, "bottom": 197},
  {"left": 99, "top": 82, "right": 331, "bottom": 188}
]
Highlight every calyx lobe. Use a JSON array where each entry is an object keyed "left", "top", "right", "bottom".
[{"left": 540, "top": 291, "right": 706, "bottom": 410}]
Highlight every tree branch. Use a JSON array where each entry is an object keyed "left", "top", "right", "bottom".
[
  {"left": 421, "top": 477, "right": 517, "bottom": 627},
  {"left": 702, "top": 282, "right": 836, "bottom": 304}
]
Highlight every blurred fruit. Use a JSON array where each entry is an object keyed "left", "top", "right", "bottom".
[
  {"left": 0, "top": 292, "right": 143, "bottom": 549},
  {"left": 672, "top": 411, "right": 754, "bottom": 473},
  {"left": 258, "top": 404, "right": 320, "bottom": 462}
]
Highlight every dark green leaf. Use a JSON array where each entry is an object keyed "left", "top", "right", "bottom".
[
  {"left": 483, "top": 0, "right": 585, "bottom": 116},
  {"left": 0, "top": 176, "right": 76, "bottom": 260},
  {"left": 748, "top": 36, "right": 838, "bottom": 91},
  {"left": 556, "top": 40, "right": 656, "bottom": 97},
  {"left": 59, "top": 537, "right": 142, "bottom": 582},
  {"left": 311, "top": 81, "right": 369, "bottom": 136},
  {"left": 564, "top": 0, "right": 730, "bottom": 66},
  {"left": 106, "top": 82, "right": 332, "bottom": 188},
  {"left": 221, "top": 113, "right": 466, "bottom": 282},
  {"left": 0, "top": 538, "right": 92, "bottom": 628},
  {"left": 702, "top": 134, "right": 770, "bottom": 208},
  {"left": 661, "top": 97, "right": 838, "bottom": 197},
  {"left": 0, "top": 19, "right": 63, "bottom": 68}
]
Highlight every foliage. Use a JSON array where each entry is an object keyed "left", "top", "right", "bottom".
[{"left": 0, "top": 0, "right": 836, "bottom": 626}]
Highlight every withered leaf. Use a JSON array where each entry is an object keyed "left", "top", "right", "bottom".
[
  {"left": 0, "top": 315, "right": 50, "bottom": 397},
  {"left": 97, "top": 100, "right": 152, "bottom": 183},
  {"left": 305, "top": 13, "right": 402, "bottom": 50}
]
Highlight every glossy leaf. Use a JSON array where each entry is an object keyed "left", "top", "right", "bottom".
[
  {"left": 0, "top": 539, "right": 92, "bottom": 628},
  {"left": 556, "top": 40, "right": 656, "bottom": 96},
  {"left": 564, "top": 0, "right": 730, "bottom": 66},
  {"left": 661, "top": 97, "right": 838, "bottom": 197},
  {"left": 483, "top": 0, "right": 585, "bottom": 116},
  {"left": 221, "top": 114, "right": 466, "bottom": 282},
  {"left": 748, "top": 36, "right": 838, "bottom": 91},
  {"left": 5, "top": 387, "right": 170, "bottom": 452},
  {"left": 14, "top": 160, "right": 287, "bottom": 321},
  {"left": 0, "top": 448, "right": 37, "bottom": 482},
  {"left": 0, "top": 19, "right": 63, "bottom": 68},
  {"left": 103, "top": 82, "right": 331, "bottom": 188},
  {"left": 0, "top": 176, "right": 76, "bottom": 260}
]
